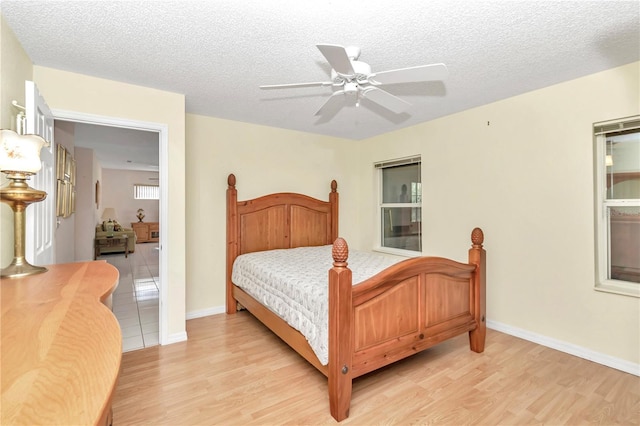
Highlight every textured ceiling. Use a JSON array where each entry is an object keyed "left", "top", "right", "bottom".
[
  {"left": 3, "top": 0, "right": 639, "bottom": 141},
  {"left": 69, "top": 122, "right": 160, "bottom": 171}
]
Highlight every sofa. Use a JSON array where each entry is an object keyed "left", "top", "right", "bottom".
[{"left": 95, "top": 225, "right": 136, "bottom": 254}]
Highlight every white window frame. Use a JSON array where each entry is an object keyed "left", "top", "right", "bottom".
[
  {"left": 593, "top": 116, "right": 640, "bottom": 298},
  {"left": 134, "top": 183, "right": 160, "bottom": 200},
  {"left": 374, "top": 155, "right": 422, "bottom": 257}
]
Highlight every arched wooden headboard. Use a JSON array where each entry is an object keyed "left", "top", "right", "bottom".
[{"left": 225, "top": 173, "right": 338, "bottom": 311}]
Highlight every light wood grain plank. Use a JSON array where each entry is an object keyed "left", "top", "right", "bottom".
[{"left": 112, "top": 313, "right": 639, "bottom": 425}]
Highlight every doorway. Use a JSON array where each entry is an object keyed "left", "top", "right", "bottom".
[{"left": 53, "top": 109, "right": 169, "bottom": 347}]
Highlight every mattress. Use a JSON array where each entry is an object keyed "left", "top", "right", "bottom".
[{"left": 231, "top": 245, "right": 401, "bottom": 365}]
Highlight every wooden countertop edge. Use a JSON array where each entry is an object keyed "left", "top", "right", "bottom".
[
  {"left": 1, "top": 261, "right": 123, "bottom": 426},
  {"left": 89, "top": 261, "right": 123, "bottom": 426}
]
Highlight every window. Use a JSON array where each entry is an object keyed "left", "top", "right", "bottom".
[
  {"left": 134, "top": 184, "right": 159, "bottom": 200},
  {"left": 375, "top": 156, "right": 422, "bottom": 254},
  {"left": 594, "top": 116, "right": 640, "bottom": 297}
]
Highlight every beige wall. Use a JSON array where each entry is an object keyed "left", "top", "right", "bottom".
[
  {"left": 356, "top": 61, "right": 640, "bottom": 364},
  {"left": 101, "top": 168, "right": 160, "bottom": 226},
  {"left": 0, "top": 15, "right": 33, "bottom": 266},
  {"left": 185, "top": 114, "right": 354, "bottom": 316},
  {"left": 0, "top": 15, "right": 31, "bottom": 130},
  {"left": 32, "top": 66, "right": 187, "bottom": 342}
]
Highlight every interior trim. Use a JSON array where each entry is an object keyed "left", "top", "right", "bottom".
[{"left": 50, "top": 108, "right": 174, "bottom": 345}]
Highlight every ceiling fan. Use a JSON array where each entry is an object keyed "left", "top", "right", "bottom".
[{"left": 259, "top": 44, "right": 448, "bottom": 117}]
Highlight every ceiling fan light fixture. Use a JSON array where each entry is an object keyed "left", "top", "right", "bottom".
[
  {"left": 343, "top": 82, "right": 358, "bottom": 95},
  {"left": 260, "top": 44, "right": 448, "bottom": 119}
]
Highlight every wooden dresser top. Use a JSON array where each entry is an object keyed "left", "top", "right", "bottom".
[{"left": 1, "top": 261, "right": 121, "bottom": 425}]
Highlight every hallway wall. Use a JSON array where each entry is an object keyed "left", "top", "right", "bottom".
[
  {"left": 101, "top": 168, "right": 160, "bottom": 227},
  {"left": 74, "top": 146, "right": 98, "bottom": 261}
]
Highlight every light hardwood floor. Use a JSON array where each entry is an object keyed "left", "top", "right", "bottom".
[{"left": 113, "top": 312, "right": 639, "bottom": 425}]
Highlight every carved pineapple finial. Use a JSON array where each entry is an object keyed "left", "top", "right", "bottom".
[
  {"left": 332, "top": 237, "right": 349, "bottom": 267},
  {"left": 471, "top": 227, "right": 484, "bottom": 247}
]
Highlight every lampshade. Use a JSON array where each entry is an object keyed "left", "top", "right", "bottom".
[
  {"left": 0, "top": 129, "right": 49, "bottom": 174},
  {"left": 101, "top": 207, "right": 118, "bottom": 222},
  {"left": 605, "top": 154, "right": 614, "bottom": 167}
]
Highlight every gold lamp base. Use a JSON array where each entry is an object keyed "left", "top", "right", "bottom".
[
  {"left": 1, "top": 260, "right": 47, "bottom": 278},
  {"left": 0, "top": 172, "right": 48, "bottom": 279}
]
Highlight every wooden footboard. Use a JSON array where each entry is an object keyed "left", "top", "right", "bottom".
[
  {"left": 226, "top": 174, "right": 486, "bottom": 422},
  {"left": 328, "top": 230, "right": 485, "bottom": 421}
]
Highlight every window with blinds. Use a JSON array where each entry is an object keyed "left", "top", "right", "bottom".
[
  {"left": 593, "top": 115, "right": 640, "bottom": 297},
  {"left": 134, "top": 184, "right": 160, "bottom": 200},
  {"left": 375, "top": 156, "right": 422, "bottom": 254}
]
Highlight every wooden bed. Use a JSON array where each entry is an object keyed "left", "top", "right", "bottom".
[{"left": 226, "top": 173, "right": 486, "bottom": 421}]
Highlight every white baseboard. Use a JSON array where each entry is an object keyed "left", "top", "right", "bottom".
[
  {"left": 162, "top": 331, "right": 188, "bottom": 345},
  {"left": 487, "top": 320, "right": 639, "bottom": 377},
  {"left": 186, "top": 305, "right": 226, "bottom": 320},
  {"left": 159, "top": 307, "right": 224, "bottom": 346}
]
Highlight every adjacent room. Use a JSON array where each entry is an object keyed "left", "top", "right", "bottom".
[{"left": 1, "top": 1, "right": 638, "bottom": 424}]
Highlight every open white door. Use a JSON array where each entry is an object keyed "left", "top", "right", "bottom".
[{"left": 25, "top": 81, "right": 55, "bottom": 266}]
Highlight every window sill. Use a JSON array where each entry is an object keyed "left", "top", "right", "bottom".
[
  {"left": 595, "top": 280, "right": 640, "bottom": 298},
  {"left": 373, "top": 246, "right": 421, "bottom": 258}
]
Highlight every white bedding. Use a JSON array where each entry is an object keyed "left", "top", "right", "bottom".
[{"left": 231, "top": 245, "right": 401, "bottom": 365}]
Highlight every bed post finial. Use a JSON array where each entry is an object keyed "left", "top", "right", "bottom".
[
  {"left": 228, "top": 173, "right": 236, "bottom": 188},
  {"left": 331, "top": 180, "right": 337, "bottom": 193},
  {"left": 332, "top": 238, "right": 348, "bottom": 267},
  {"left": 471, "top": 227, "right": 484, "bottom": 248}
]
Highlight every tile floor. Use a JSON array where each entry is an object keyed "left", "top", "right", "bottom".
[{"left": 102, "top": 242, "right": 160, "bottom": 352}]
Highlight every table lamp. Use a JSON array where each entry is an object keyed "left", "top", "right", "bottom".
[
  {"left": 101, "top": 207, "right": 117, "bottom": 236},
  {"left": 0, "top": 129, "right": 50, "bottom": 278}
]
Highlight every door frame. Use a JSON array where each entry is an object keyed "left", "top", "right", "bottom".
[{"left": 52, "top": 109, "right": 169, "bottom": 345}]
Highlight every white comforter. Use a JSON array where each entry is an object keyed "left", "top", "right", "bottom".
[{"left": 231, "top": 245, "right": 400, "bottom": 365}]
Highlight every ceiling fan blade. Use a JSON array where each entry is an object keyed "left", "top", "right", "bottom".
[
  {"left": 260, "top": 81, "right": 334, "bottom": 89},
  {"left": 361, "top": 87, "right": 411, "bottom": 114},
  {"left": 315, "top": 90, "right": 346, "bottom": 116},
  {"left": 369, "top": 63, "right": 449, "bottom": 85},
  {"left": 316, "top": 44, "right": 355, "bottom": 77}
]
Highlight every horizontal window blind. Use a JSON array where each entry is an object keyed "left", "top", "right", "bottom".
[
  {"left": 374, "top": 155, "right": 421, "bottom": 169},
  {"left": 134, "top": 184, "right": 159, "bottom": 200},
  {"left": 594, "top": 116, "right": 640, "bottom": 135}
]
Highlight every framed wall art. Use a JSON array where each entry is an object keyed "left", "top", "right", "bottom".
[
  {"left": 56, "top": 145, "right": 77, "bottom": 217},
  {"left": 56, "top": 180, "right": 64, "bottom": 217},
  {"left": 63, "top": 182, "right": 73, "bottom": 218},
  {"left": 95, "top": 180, "right": 100, "bottom": 209},
  {"left": 56, "top": 144, "right": 66, "bottom": 181}
]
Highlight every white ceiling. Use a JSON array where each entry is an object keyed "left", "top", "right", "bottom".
[
  {"left": 3, "top": 0, "right": 639, "bottom": 143},
  {"left": 69, "top": 122, "right": 159, "bottom": 171}
]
